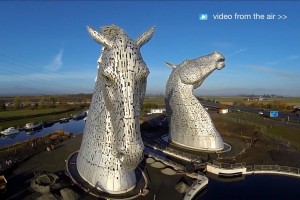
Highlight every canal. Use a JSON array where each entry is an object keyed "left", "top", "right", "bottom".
[
  {"left": 0, "top": 119, "right": 85, "bottom": 147},
  {"left": 198, "top": 173, "right": 300, "bottom": 199}
]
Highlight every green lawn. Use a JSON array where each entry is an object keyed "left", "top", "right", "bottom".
[
  {"left": 0, "top": 108, "right": 85, "bottom": 130},
  {"left": 143, "top": 96, "right": 165, "bottom": 106},
  {"left": 266, "top": 124, "right": 300, "bottom": 146},
  {"left": 0, "top": 108, "right": 70, "bottom": 119},
  {"left": 203, "top": 96, "right": 245, "bottom": 102},
  {"left": 212, "top": 113, "right": 300, "bottom": 148},
  {"left": 261, "top": 97, "right": 300, "bottom": 105}
]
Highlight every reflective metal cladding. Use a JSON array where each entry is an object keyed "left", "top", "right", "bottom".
[
  {"left": 165, "top": 52, "right": 225, "bottom": 151},
  {"left": 77, "top": 25, "right": 154, "bottom": 194}
]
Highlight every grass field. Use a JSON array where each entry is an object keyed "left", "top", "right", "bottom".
[
  {"left": 0, "top": 108, "right": 70, "bottom": 119},
  {"left": 204, "top": 96, "right": 300, "bottom": 106},
  {"left": 212, "top": 114, "right": 300, "bottom": 148},
  {"left": 0, "top": 108, "right": 85, "bottom": 130},
  {"left": 144, "top": 96, "right": 165, "bottom": 105},
  {"left": 145, "top": 96, "right": 300, "bottom": 107},
  {"left": 266, "top": 124, "right": 300, "bottom": 145}
]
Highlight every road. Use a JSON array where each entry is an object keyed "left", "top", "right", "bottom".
[{"left": 201, "top": 101, "right": 300, "bottom": 126}]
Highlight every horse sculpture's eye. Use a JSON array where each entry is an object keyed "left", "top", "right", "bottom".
[{"left": 102, "top": 74, "right": 113, "bottom": 85}]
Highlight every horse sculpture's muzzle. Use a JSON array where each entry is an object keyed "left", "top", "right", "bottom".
[{"left": 111, "top": 100, "right": 144, "bottom": 170}]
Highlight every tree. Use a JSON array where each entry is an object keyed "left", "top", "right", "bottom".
[
  {"left": 38, "top": 96, "right": 47, "bottom": 109},
  {"left": 13, "top": 96, "right": 21, "bottom": 110},
  {"left": 233, "top": 100, "right": 246, "bottom": 106},
  {"left": 23, "top": 96, "right": 32, "bottom": 108},
  {"left": 58, "top": 97, "right": 69, "bottom": 108},
  {"left": 0, "top": 100, "right": 6, "bottom": 111},
  {"left": 219, "top": 103, "right": 227, "bottom": 109},
  {"left": 48, "top": 96, "right": 57, "bottom": 108},
  {"left": 84, "top": 97, "right": 90, "bottom": 107},
  {"left": 286, "top": 105, "right": 294, "bottom": 111},
  {"left": 250, "top": 101, "right": 259, "bottom": 108},
  {"left": 33, "top": 103, "right": 38, "bottom": 110}
]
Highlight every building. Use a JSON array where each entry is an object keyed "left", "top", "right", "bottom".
[
  {"left": 148, "top": 108, "right": 166, "bottom": 115},
  {"left": 219, "top": 109, "right": 229, "bottom": 114}
]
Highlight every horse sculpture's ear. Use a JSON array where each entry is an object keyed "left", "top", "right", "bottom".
[
  {"left": 135, "top": 26, "right": 155, "bottom": 48},
  {"left": 87, "top": 26, "right": 113, "bottom": 49},
  {"left": 165, "top": 62, "right": 177, "bottom": 69}
]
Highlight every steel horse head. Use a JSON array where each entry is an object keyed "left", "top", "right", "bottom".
[{"left": 77, "top": 24, "right": 154, "bottom": 193}]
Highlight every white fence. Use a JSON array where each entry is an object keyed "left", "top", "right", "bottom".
[
  {"left": 144, "top": 141, "right": 204, "bottom": 163},
  {"left": 246, "top": 164, "right": 300, "bottom": 176},
  {"left": 210, "top": 160, "right": 300, "bottom": 177}
]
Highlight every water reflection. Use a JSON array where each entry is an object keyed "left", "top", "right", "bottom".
[
  {"left": 0, "top": 119, "right": 85, "bottom": 147},
  {"left": 197, "top": 174, "right": 300, "bottom": 200},
  {"left": 1, "top": 132, "right": 20, "bottom": 140}
]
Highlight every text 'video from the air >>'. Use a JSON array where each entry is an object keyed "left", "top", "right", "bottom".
[{"left": 199, "top": 12, "right": 288, "bottom": 21}]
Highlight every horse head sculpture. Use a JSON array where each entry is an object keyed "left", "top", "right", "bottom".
[
  {"left": 166, "top": 52, "right": 225, "bottom": 89},
  {"left": 77, "top": 25, "right": 154, "bottom": 193},
  {"left": 165, "top": 52, "right": 225, "bottom": 151}
]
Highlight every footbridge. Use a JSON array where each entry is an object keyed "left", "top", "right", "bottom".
[{"left": 207, "top": 160, "right": 300, "bottom": 178}]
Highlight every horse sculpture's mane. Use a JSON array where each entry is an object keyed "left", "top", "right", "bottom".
[{"left": 101, "top": 25, "right": 126, "bottom": 40}]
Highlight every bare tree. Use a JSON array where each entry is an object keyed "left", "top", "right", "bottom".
[{"left": 13, "top": 96, "right": 21, "bottom": 110}]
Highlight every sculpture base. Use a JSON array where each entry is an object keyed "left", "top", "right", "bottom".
[
  {"left": 66, "top": 151, "right": 149, "bottom": 199},
  {"left": 162, "top": 134, "right": 231, "bottom": 153}
]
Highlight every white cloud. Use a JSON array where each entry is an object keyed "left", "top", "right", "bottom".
[
  {"left": 0, "top": 69, "right": 96, "bottom": 90},
  {"left": 0, "top": 69, "right": 96, "bottom": 94},
  {"left": 248, "top": 65, "right": 299, "bottom": 79},
  {"left": 265, "top": 61, "right": 279, "bottom": 66},
  {"left": 227, "top": 48, "right": 247, "bottom": 57},
  {"left": 265, "top": 55, "right": 299, "bottom": 66},
  {"left": 27, "top": 70, "right": 95, "bottom": 81},
  {"left": 45, "top": 49, "right": 63, "bottom": 71},
  {"left": 288, "top": 55, "right": 299, "bottom": 60}
]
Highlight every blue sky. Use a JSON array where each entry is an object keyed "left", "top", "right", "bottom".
[{"left": 0, "top": 1, "right": 299, "bottom": 96}]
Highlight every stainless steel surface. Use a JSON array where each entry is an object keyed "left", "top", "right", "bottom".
[
  {"left": 77, "top": 25, "right": 154, "bottom": 194},
  {"left": 165, "top": 52, "right": 225, "bottom": 151}
]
